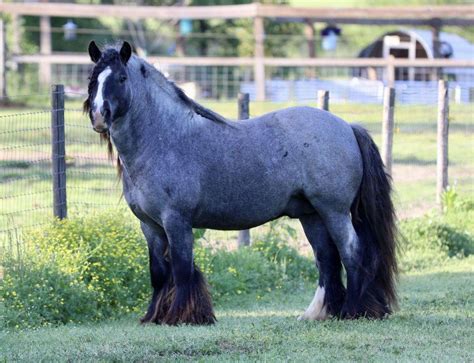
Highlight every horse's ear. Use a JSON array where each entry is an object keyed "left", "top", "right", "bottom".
[
  {"left": 120, "top": 41, "right": 132, "bottom": 65},
  {"left": 88, "top": 41, "right": 102, "bottom": 63}
]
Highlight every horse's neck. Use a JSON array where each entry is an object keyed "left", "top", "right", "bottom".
[{"left": 110, "top": 91, "right": 195, "bottom": 173}]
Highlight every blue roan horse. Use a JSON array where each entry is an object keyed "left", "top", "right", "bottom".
[{"left": 84, "top": 41, "right": 398, "bottom": 325}]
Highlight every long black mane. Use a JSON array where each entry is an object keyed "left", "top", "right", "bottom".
[
  {"left": 171, "top": 84, "right": 228, "bottom": 125},
  {"left": 84, "top": 48, "right": 230, "bottom": 176}
]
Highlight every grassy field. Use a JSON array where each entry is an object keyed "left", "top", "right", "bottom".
[
  {"left": 1, "top": 100, "right": 473, "bottom": 239},
  {"left": 1, "top": 256, "right": 472, "bottom": 361}
]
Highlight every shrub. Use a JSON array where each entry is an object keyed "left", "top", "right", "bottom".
[
  {"left": 1, "top": 210, "right": 149, "bottom": 328},
  {"left": 399, "top": 198, "right": 474, "bottom": 272},
  {"left": 193, "top": 220, "right": 317, "bottom": 303},
  {"left": 207, "top": 248, "right": 277, "bottom": 300},
  {"left": 1, "top": 262, "right": 99, "bottom": 327},
  {"left": 251, "top": 220, "right": 316, "bottom": 283}
]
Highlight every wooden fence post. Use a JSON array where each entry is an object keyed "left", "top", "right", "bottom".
[
  {"left": 386, "top": 55, "right": 395, "bottom": 87},
  {"left": 237, "top": 92, "right": 251, "bottom": 248},
  {"left": 317, "top": 90, "right": 329, "bottom": 111},
  {"left": 39, "top": 15, "right": 52, "bottom": 87},
  {"left": 381, "top": 87, "right": 396, "bottom": 175},
  {"left": 436, "top": 79, "right": 449, "bottom": 207},
  {"left": 253, "top": 16, "right": 265, "bottom": 102},
  {"left": 0, "top": 16, "right": 7, "bottom": 100},
  {"left": 51, "top": 84, "right": 67, "bottom": 219}
]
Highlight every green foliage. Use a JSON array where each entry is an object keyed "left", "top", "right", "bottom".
[
  {"left": 195, "top": 220, "right": 317, "bottom": 301},
  {"left": 1, "top": 211, "right": 149, "bottom": 328},
  {"left": 251, "top": 220, "right": 316, "bottom": 283},
  {"left": 399, "top": 198, "right": 474, "bottom": 271},
  {"left": 206, "top": 248, "right": 277, "bottom": 300},
  {"left": 1, "top": 263, "right": 99, "bottom": 328},
  {"left": 441, "top": 185, "right": 458, "bottom": 214}
]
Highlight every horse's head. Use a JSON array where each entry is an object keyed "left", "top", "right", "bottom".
[{"left": 85, "top": 41, "right": 133, "bottom": 133}]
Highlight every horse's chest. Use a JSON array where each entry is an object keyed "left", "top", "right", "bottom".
[{"left": 122, "top": 172, "right": 166, "bottom": 225}]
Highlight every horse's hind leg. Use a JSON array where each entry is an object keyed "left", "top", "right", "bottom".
[
  {"left": 140, "top": 221, "right": 171, "bottom": 324},
  {"left": 161, "top": 212, "right": 216, "bottom": 325},
  {"left": 319, "top": 210, "right": 375, "bottom": 319},
  {"left": 298, "top": 214, "right": 346, "bottom": 320}
]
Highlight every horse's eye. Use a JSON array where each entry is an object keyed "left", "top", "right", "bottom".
[{"left": 119, "top": 75, "right": 127, "bottom": 83}]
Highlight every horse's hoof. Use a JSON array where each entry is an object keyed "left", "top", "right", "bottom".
[
  {"left": 297, "top": 310, "right": 329, "bottom": 321},
  {"left": 140, "top": 315, "right": 157, "bottom": 325}
]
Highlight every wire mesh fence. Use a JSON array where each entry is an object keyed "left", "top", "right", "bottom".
[
  {"left": 64, "top": 108, "right": 123, "bottom": 213},
  {"left": 0, "top": 82, "right": 473, "bottom": 254},
  {"left": 0, "top": 91, "right": 124, "bottom": 252},
  {"left": 0, "top": 109, "right": 53, "bottom": 237}
]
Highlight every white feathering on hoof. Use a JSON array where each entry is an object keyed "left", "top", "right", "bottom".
[{"left": 298, "top": 285, "right": 329, "bottom": 321}]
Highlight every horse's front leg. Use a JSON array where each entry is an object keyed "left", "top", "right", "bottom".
[
  {"left": 139, "top": 221, "right": 171, "bottom": 324},
  {"left": 162, "top": 212, "right": 216, "bottom": 325}
]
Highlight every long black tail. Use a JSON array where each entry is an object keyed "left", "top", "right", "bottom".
[{"left": 350, "top": 125, "right": 398, "bottom": 316}]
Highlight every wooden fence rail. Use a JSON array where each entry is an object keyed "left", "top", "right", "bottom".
[
  {"left": 11, "top": 54, "right": 474, "bottom": 68},
  {"left": 1, "top": 3, "right": 473, "bottom": 24},
  {"left": 1, "top": 2, "right": 473, "bottom": 100}
]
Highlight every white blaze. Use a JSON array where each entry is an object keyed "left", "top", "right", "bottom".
[{"left": 93, "top": 67, "right": 112, "bottom": 112}]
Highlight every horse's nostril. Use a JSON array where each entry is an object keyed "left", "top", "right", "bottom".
[{"left": 101, "top": 101, "right": 111, "bottom": 120}]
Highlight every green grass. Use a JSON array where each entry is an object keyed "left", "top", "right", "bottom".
[{"left": 1, "top": 257, "right": 472, "bottom": 361}]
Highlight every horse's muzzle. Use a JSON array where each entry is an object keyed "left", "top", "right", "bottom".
[
  {"left": 92, "top": 105, "right": 111, "bottom": 133},
  {"left": 93, "top": 125, "right": 109, "bottom": 134}
]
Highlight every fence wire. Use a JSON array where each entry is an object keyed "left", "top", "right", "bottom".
[
  {"left": 0, "top": 84, "right": 472, "bottom": 254},
  {"left": 0, "top": 108, "right": 53, "bottom": 241},
  {"left": 64, "top": 108, "right": 123, "bottom": 214}
]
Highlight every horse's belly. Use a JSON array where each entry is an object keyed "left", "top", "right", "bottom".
[{"left": 192, "top": 193, "right": 315, "bottom": 230}]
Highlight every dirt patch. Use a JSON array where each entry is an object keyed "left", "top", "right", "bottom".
[{"left": 392, "top": 164, "right": 473, "bottom": 183}]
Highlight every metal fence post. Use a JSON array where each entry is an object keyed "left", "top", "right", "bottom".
[
  {"left": 51, "top": 84, "right": 67, "bottom": 219},
  {"left": 381, "top": 87, "right": 396, "bottom": 175},
  {"left": 436, "top": 79, "right": 449, "bottom": 208},
  {"left": 237, "top": 92, "right": 251, "bottom": 248},
  {"left": 317, "top": 90, "right": 329, "bottom": 111}
]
